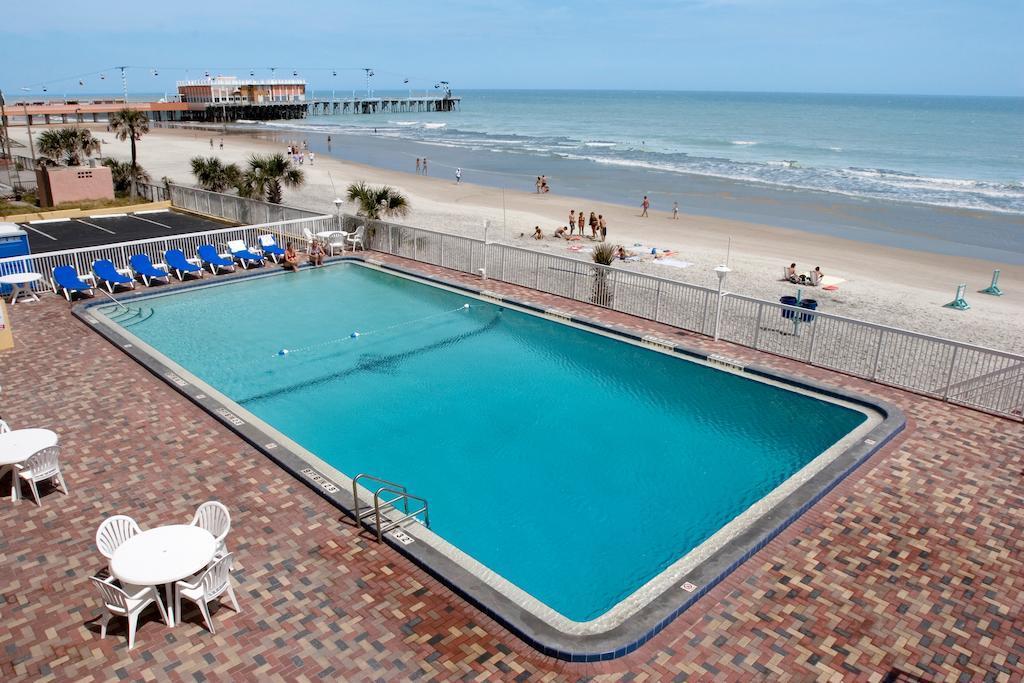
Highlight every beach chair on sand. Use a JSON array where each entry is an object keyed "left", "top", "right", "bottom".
[
  {"left": 92, "top": 259, "right": 136, "bottom": 293},
  {"left": 226, "top": 240, "right": 265, "bottom": 269},
  {"left": 52, "top": 265, "right": 95, "bottom": 301},
  {"left": 197, "top": 245, "right": 236, "bottom": 275},
  {"left": 257, "top": 235, "right": 286, "bottom": 263},
  {"left": 165, "top": 249, "right": 204, "bottom": 281},
  {"left": 129, "top": 254, "right": 171, "bottom": 287}
]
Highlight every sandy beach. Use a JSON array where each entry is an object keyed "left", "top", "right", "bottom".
[{"left": 9, "top": 123, "right": 1024, "bottom": 352}]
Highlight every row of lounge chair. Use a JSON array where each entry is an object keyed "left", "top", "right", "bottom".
[{"left": 52, "top": 236, "right": 288, "bottom": 301}]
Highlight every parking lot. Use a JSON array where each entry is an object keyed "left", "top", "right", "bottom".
[{"left": 20, "top": 209, "right": 233, "bottom": 253}]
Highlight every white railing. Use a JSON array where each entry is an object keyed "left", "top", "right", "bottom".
[
  {"left": 168, "top": 184, "right": 325, "bottom": 226},
  {"left": 0, "top": 215, "right": 334, "bottom": 292},
  {"left": 352, "top": 217, "right": 1023, "bottom": 421}
]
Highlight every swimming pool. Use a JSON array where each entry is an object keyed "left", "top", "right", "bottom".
[{"left": 85, "top": 260, "right": 898, "bottom": 658}]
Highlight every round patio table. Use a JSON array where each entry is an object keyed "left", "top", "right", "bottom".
[
  {"left": 0, "top": 272, "right": 42, "bottom": 305},
  {"left": 0, "top": 428, "right": 58, "bottom": 502},
  {"left": 110, "top": 524, "right": 216, "bottom": 627}
]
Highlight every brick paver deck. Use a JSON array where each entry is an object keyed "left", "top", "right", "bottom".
[{"left": 1, "top": 254, "right": 1021, "bottom": 682}]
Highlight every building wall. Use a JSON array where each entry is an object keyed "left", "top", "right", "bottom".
[{"left": 35, "top": 166, "right": 115, "bottom": 208}]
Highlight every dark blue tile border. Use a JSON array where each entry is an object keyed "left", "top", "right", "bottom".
[{"left": 73, "top": 256, "right": 906, "bottom": 661}]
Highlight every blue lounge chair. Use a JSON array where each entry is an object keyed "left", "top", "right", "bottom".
[
  {"left": 164, "top": 249, "right": 204, "bottom": 281},
  {"left": 52, "top": 265, "right": 95, "bottom": 301},
  {"left": 258, "top": 234, "right": 286, "bottom": 263},
  {"left": 92, "top": 259, "right": 136, "bottom": 293},
  {"left": 129, "top": 254, "right": 170, "bottom": 287},
  {"left": 226, "top": 240, "right": 265, "bottom": 269},
  {"left": 197, "top": 244, "right": 236, "bottom": 274}
]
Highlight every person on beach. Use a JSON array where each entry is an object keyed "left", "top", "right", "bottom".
[
  {"left": 423, "top": 158, "right": 429, "bottom": 175},
  {"left": 219, "top": 139, "right": 224, "bottom": 149},
  {"left": 672, "top": 201, "right": 679, "bottom": 219},
  {"left": 416, "top": 158, "right": 421, "bottom": 174},
  {"left": 641, "top": 195, "right": 650, "bottom": 217},
  {"left": 283, "top": 243, "right": 300, "bottom": 271},
  {"left": 589, "top": 211, "right": 598, "bottom": 238},
  {"left": 309, "top": 152, "right": 315, "bottom": 165},
  {"left": 598, "top": 214, "right": 607, "bottom": 241},
  {"left": 786, "top": 263, "right": 798, "bottom": 282},
  {"left": 554, "top": 226, "right": 569, "bottom": 239},
  {"left": 309, "top": 240, "right": 325, "bottom": 267},
  {"left": 569, "top": 209, "right": 576, "bottom": 234},
  {"left": 210, "top": 138, "right": 214, "bottom": 149},
  {"left": 327, "top": 135, "right": 332, "bottom": 145},
  {"left": 535, "top": 177, "right": 542, "bottom": 193},
  {"left": 577, "top": 210, "right": 585, "bottom": 235},
  {"left": 456, "top": 167, "right": 462, "bottom": 184},
  {"left": 541, "top": 176, "right": 550, "bottom": 193},
  {"left": 532, "top": 226, "right": 543, "bottom": 240}
]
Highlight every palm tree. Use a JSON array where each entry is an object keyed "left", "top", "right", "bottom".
[
  {"left": 345, "top": 181, "right": 409, "bottom": 219},
  {"left": 103, "top": 158, "right": 151, "bottom": 195},
  {"left": 240, "top": 153, "right": 304, "bottom": 204},
  {"left": 590, "top": 242, "right": 618, "bottom": 307},
  {"left": 36, "top": 127, "right": 101, "bottom": 166},
  {"left": 108, "top": 108, "right": 150, "bottom": 198},
  {"left": 190, "top": 156, "right": 243, "bottom": 193}
]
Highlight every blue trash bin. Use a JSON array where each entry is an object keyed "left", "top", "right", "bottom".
[
  {"left": 780, "top": 295, "right": 798, "bottom": 319},
  {"left": 799, "top": 299, "right": 818, "bottom": 322}
]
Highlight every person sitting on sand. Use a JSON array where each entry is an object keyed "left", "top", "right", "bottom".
[
  {"left": 532, "top": 226, "right": 543, "bottom": 240},
  {"left": 786, "top": 263, "right": 798, "bottom": 282},
  {"left": 554, "top": 226, "right": 569, "bottom": 239},
  {"left": 308, "top": 240, "right": 325, "bottom": 267},
  {"left": 283, "top": 243, "right": 300, "bottom": 271},
  {"left": 811, "top": 266, "right": 824, "bottom": 285}
]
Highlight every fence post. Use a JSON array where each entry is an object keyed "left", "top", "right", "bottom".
[
  {"left": 871, "top": 330, "right": 885, "bottom": 380},
  {"left": 440, "top": 234, "right": 446, "bottom": 267},
  {"left": 413, "top": 229, "right": 419, "bottom": 261},
  {"left": 807, "top": 316, "right": 819, "bottom": 364},
  {"left": 942, "top": 345, "right": 960, "bottom": 401},
  {"left": 534, "top": 252, "right": 540, "bottom": 290},
  {"left": 654, "top": 279, "right": 663, "bottom": 322},
  {"left": 571, "top": 261, "right": 580, "bottom": 301},
  {"left": 752, "top": 303, "right": 764, "bottom": 350}
]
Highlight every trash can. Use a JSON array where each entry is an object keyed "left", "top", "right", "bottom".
[
  {"left": 780, "top": 295, "right": 798, "bottom": 319},
  {"left": 799, "top": 299, "right": 818, "bottom": 322}
]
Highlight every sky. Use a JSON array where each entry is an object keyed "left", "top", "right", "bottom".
[{"left": 1, "top": 0, "right": 1021, "bottom": 97}]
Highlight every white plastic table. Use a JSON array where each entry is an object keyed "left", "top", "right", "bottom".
[
  {"left": 0, "top": 272, "right": 42, "bottom": 305},
  {"left": 0, "top": 428, "right": 58, "bottom": 501},
  {"left": 110, "top": 524, "right": 216, "bottom": 626}
]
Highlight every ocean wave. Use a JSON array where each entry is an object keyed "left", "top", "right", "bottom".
[
  {"left": 731, "top": 140, "right": 758, "bottom": 146},
  {"left": 390, "top": 120, "right": 419, "bottom": 127},
  {"left": 423, "top": 122, "right": 447, "bottom": 129},
  {"left": 583, "top": 141, "right": 617, "bottom": 148}
]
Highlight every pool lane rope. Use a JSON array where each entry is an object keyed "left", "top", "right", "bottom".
[{"left": 276, "top": 303, "right": 471, "bottom": 357}]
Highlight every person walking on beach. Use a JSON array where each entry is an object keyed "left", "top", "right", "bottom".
[
  {"left": 672, "top": 201, "right": 679, "bottom": 219},
  {"left": 423, "top": 158, "right": 429, "bottom": 175},
  {"left": 641, "top": 195, "right": 650, "bottom": 217},
  {"left": 455, "top": 167, "right": 462, "bottom": 184},
  {"left": 309, "top": 152, "right": 315, "bottom": 165},
  {"left": 569, "top": 209, "right": 576, "bottom": 234},
  {"left": 598, "top": 214, "right": 607, "bottom": 242},
  {"left": 210, "top": 138, "right": 214, "bottom": 149},
  {"left": 589, "top": 211, "right": 598, "bottom": 238},
  {"left": 416, "top": 158, "right": 421, "bottom": 174},
  {"left": 577, "top": 210, "right": 585, "bottom": 236},
  {"left": 219, "top": 139, "right": 224, "bottom": 150}
]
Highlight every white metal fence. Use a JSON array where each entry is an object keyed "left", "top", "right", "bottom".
[
  {"left": 0, "top": 214, "right": 334, "bottom": 292},
  {"left": 352, "top": 217, "right": 1024, "bottom": 421},
  {"left": 168, "top": 184, "right": 325, "bottom": 225}
]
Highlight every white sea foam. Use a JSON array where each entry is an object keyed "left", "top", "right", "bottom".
[
  {"left": 584, "top": 141, "right": 617, "bottom": 148},
  {"left": 423, "top": 122, "right": 447, "bottom": 129},
  {"left": 731, "top": 140, "right": 758, "bottom": 146},
  {"left": 391, "top": 120, "right": 419, "bottom": 127}
]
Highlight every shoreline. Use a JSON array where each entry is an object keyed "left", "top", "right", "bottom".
[{"left": 7, "top": 123, "right": 1024, "bottom": 352}]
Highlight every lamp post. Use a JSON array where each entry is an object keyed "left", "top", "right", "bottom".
[
  {"left": 333, "top": 197, "right": 344, "bottom": 229},
  {"left": 713, "top": 264, "right": 731, "bottom": 341}
]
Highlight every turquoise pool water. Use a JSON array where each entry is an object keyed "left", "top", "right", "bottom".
[{"left": 118, "top": 263, "right": 866, "bottom": 622}]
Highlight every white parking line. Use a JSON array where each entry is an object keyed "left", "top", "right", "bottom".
[
  {"left": 77, "top": 219, "right": 116, "bottom": 235},
  {"left": 21, "top": 223, "right": 57, "bottom": 240},
  {"left": 129, "top": 214, "right": 177, "bottom": 230}
]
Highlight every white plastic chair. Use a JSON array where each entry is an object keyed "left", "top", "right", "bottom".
[
  {"left": 324, "top": 231, "right": 348, "bottom": 256},
  {"left": 175, "top": 553, "right": 240, "bottom": 634},
  {"left": 96, "top": 515, "right": 142, "bottom": 560},
  {"left": 346, "top": 226, "right": 365, "bottom": 253},
  {"left": 190, "top": 501, "right": 230, "bottom": 557},
  {"left": 17, "top": 446, "right": 68, "bottom": 506},
  {"left": 90, "top": 575, "right": 169, "bottom": 649},
  {"left": 302, "top": 227, "right": 315, "bottom": 249},
  {"left": 0, "top": 419, "right": 10, "bottom": 433}
]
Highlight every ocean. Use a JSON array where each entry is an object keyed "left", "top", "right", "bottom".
[{"left": 244, "top": 90, "right": 1024, "bottom": 262}]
